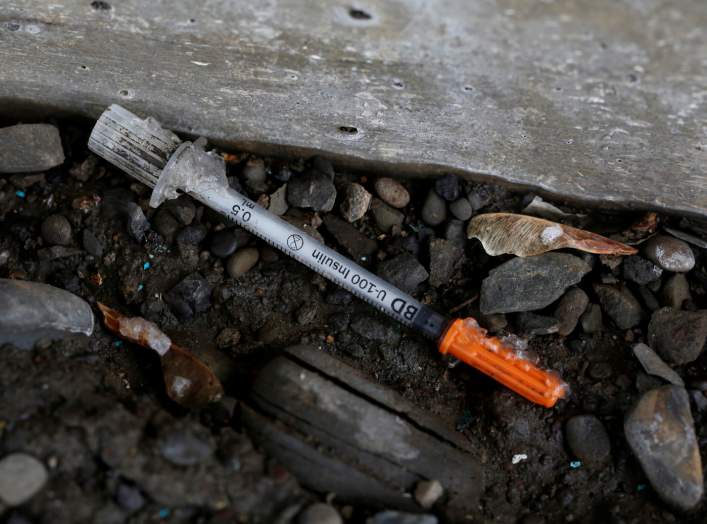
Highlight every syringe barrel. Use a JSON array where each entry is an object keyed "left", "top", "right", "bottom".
[{"left": 192, "top": 186, "right": 448, "bottom": 339}]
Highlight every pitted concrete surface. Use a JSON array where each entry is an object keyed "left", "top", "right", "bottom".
[{"left": 1, "top": 0, "right": 705, "bottom": 216}]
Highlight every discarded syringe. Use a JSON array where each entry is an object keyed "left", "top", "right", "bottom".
[{"left": 89, "top": 105, "right": 568, "bottom": 408}]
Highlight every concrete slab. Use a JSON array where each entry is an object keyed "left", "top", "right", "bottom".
[{"left": 1, "top": 0, "right": 705, "bottom": 217}]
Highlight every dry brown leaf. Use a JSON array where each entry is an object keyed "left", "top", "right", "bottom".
[
  {"left": 98, "top": 303, "right": 223, "bottom": 408},
  {"left": 467, "top": 213, "right": 637, "bottom": 257}
]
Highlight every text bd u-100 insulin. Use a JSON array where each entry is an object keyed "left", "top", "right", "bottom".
[
  {"left": 310, "top": 248, "right": 419, "bottom": 321},
  {"left": 228, "top": 199, "right": 420, "bottom": 321}
]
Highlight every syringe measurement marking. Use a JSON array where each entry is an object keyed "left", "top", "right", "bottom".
[{"left": 222, "top": 193, "right": 421, "bottom": 324}]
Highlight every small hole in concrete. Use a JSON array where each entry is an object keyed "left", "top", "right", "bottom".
[
  {"left": 338, "top": 126, "right": 358, "bottom": 135},
  {"left": 392, "top": 79, "right": 404, "bottom": 89},
  {"left": 80, "top": 65, "right": 88, "bottom": 70},
  {"left": 348, "top": 7, "right": 372, "bottom": 20},
  {"left": 90, "top": 1, "right": 111, "bottom": 10},
  {"left": 463, "top": 85, "right": 474, "bottom": 92},
  {"left": 119, "top": 89, "right": 134, "bottom": 99},
  {"left": 628, "top": 73, "right": 638, "bottom": 82},
  {"left": 189, "top": 18, "right": 196, "bottom": 23},
  {"left": 7, "top": 22, "right": 20, "bottom": 31}
]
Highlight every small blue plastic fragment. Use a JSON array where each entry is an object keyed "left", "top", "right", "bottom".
[
  {"left": 143, "top": 261, "right": 151, "bottom": 270},
  {"left": 158, "top": 508, "right": 170, "bottom": 519},
  {"left": 15, "top": 190, "right": 26, "bottom": 198},
  {"left": 569, "top": 460, "right": 582, "bottom": 469},
  {"left": 114, "top": 340, "right": 123, "bottom": 347}
]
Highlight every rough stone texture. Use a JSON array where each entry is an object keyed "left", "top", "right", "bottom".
[
  {"left": 0, "top": 278, "right": 94, "bottom": 349},
  {"left": 632, "top": 343, "right": 684, "bottom": 387},
  {"left": 553, "top": 288, "right": 589, "bottom": 336},
  {"left": 594, "top": 284, "right": 644, "bottom": 330},
  {"left": 323, "top": 214, "right": 378, "bottom": 263},
  {"left": 0, "top": 124, "right": 64, "bottom": 173},
  {"left": 480, "top": 253, "right": 591, "bottom": 314},
  {"left": 428, "top": 238, "right": 463, "bottom": 287},
  {"left": 1, "top": 2, "right": 706, "bottom": 217},
  {"left": 647, "top": 308, "right": 707, "bottom": 365},
  {"left": 340, "top": 182, "right": 372, "bottom": 222},
  {"left": 625, "top": 386, "right": 703, "bottom": 511},
  {"left": 377, "top": 253, "right": 429, "bottom": 294}
]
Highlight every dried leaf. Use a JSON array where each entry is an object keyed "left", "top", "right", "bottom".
[
  {"left": 467, "top": 213, "right": 637, "bottom": 257},
  {"left": 98, "top": 303, "right": 223, "bottom": 407}
]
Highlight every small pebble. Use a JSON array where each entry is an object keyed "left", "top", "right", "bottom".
[
  {"left": 0, "top": 453, "right": 48, "bottom": 506},
  {"left": 515, "top": 312, "right": 559, "bottom": 335},
  {"left": 623, "top": 256, "right": 663, "bottom": 285},
  {"left": 287, "top": 170, "right": 336, "bottom": 212},
  {"left": 370, "top": 198, "right": 404, "bottom": 232},
  {"left": 449, "top": 198, "right": 472, "bottom": 221},
  {"left": 374, "top": 177, "right": 410, "bottom": 209},
  {"left": 115, "top": 481, "right": 146, "bottom": 513},
  {"left": 82, "top": 229, "right": 104, "bottom": 257},
  {"left": 176, "top": 225, "right": 207, "bottom": 246},
  {"left": 588, "top": 362, "right": 613, "bottom": 380},
  {"left": 434, "top": 174, "right": 460, "bottom": 201},
  {"left": 216, "top": 327, "right": 242, "bottom": 349},
  {"left": 268, "top": 185, "right": 289, "bottom": 216},
  {"left": 643, "top": 235, "right": 695, "bottom": 272},
  {"left": 414, "top": 480, "right": 444, "bottom": 509},
  {"left": 297, "top": 503, "right": 342, "bottom": 524},
  {"left": 168, "top": 196, "right": 196, "bottom": 225},
  {"left": 648, "top": 307, "right": 707, "bottom": 364},
  {"left": 594, "top": 284, "right": 644, "bottom": 330},
  {"left": 564, "top": 415, "right": 611, "bottom": 466},
  {"left": 164, "top": 273, "right": 212, "bottom": 320},
  {"left": 210, "top": 230, "right": 239, "bottom": 258},
  {"left": 41, "top": 214, "right": 72, "bottom": 246},
  {"left": 421, "top": 190, "right": 447, "bottom": 226},
  {"left": 554, "top": 288, "right": 589, "bottom": 336},
  {"left": 660, "top": 273, "right": 691, "bottom": 309},
  {"left": 227, "top": 247, "right": 260, "bottom": 278},
  {"left": 377, "top": 253, "right": 429, "bottom": 294},
  {"left": 153, "top": 208, "right": 180, "bottom": 241},
  {"left": 159, "top": 431, "right": 213, "bottom": 466},
  {"left": 126, "top": 202, "right": 150, "bottom": 242},
  {"left": 340, "top": 182, "right": 372, "bottom": 222}
]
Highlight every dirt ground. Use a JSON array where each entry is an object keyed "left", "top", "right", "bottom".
[{"left": 1, "top": 117, "right": 706, "bottom": 524}]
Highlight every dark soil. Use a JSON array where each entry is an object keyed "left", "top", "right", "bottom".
[{"left": 1, "top": 117, "right": 706, "bottom": 524}]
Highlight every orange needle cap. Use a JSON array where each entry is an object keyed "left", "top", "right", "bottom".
[{"left": 439, "top": 318, "right": 568, "bottom": 408}]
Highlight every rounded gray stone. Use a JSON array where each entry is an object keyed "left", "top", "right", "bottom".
[
  {"left": 421, "top": 190, "right": 447, "bottom": 226},
  {"left": 449, "top": 198, "right": 472, "bottom": 221},
  {"left": 297, "top": 503, "right": 342, "bottom": 524},
  {"left": 643, "top": 235, "right": 695, "bottom": 273},
  {"left": 370, "top": 198, "right": 404, "bottom": 232},
  {"left": 41, "top": 214, "right": 72, "bottom": 245},
  {"left": 0, "top": 453, "right": 48, "bottom": 506}
]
